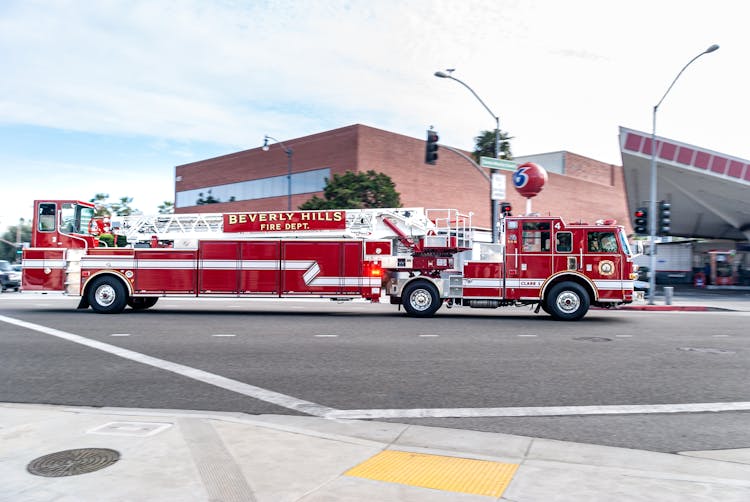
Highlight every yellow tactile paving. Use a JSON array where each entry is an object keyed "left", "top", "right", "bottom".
[{"left": 344, "top": 450, "right": 519, "bottom": 497}]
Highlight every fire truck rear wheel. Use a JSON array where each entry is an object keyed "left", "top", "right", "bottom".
[
  {"left": 402, "top": 281, "right": 441, "bottom": 317},
  {"left": 546, "top": 281, "right": 589, "bottom": 321},
  {"left": 127, "top": 297, "right": 159, "bottom": 310},
  {"left": 88, "top": 276, "right": 128, "bottom": 314}
]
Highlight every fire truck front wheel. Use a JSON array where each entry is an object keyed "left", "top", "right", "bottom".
[
  {"left": 87, "top": 276, "right": 128, "bottom": 314},
  {"left": 545, "top": 281, "right": 590, "bottom": 321},
  {"left": 402, "top": 281, "right": 441, "bottom": 317}
]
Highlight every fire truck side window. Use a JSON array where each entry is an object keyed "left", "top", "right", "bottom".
[
  {"left": 588, "top": 231, "right": 618, "bottom": 253},
  {"left": 79, "top": 205, "right": 95, "bottom": 235},
  {"left": 61, "top": 204, "right": 77, "bottom": 233},
  {"left": 522, "top": 222, "right": 550, "bottom": 253},
  {"left": 38, "top": 203, "right": 56, "bottom": 232},
  {"left": 555, "top": 232, "right": 572, "bottom": 253}
]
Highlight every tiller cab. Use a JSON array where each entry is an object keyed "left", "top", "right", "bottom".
[{"left": 22, "top": 199, "right": 638, "bottom": 320}]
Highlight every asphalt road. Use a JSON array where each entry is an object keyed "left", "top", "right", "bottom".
[{"left": 1, "top": 294, "right": 749, "bottom": 453}]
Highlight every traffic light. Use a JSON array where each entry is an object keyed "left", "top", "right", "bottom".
[
  {"left": 633, "top": 207, "right": 648, "bottom": 235},
  {"left": 425, "top": 129, "right": 439, "bottom": 165},
  {"left": 500, "top": 202, "right": 512, "bottom": 216},
  {"left": 658, "top": 200, "right": 671, "bottom": 236}
]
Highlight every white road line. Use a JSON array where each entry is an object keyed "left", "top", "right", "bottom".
[
  {"left": 110, "top": 334, "right": 131, "bottom": 337},
  {"left": 0, "top": 314, "right": 334, "bottom": 417},
  {"left": 517, "top": 334, "right": 537, "bottom": 337},
  {"left": 314, "top": 334, "right": 338, "bottom": 338},
  {"left": 212, "top": 334, "right": 237, "bottom": 337},
  {"left": 615, "top": 334, "right": 633, "bottom": 338},
  {"left": 3, "top": 314, "right": 750, "bottom": 422},
  {"left": 326, "top": 402, "right": 750, "bottom": 420},
  {"left": 418, "top": 334, "right": 439, "bottom": 338}
]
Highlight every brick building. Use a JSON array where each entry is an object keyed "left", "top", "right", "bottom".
[{"left": 175, "top": 124, "right": 631, "bottom": 232}]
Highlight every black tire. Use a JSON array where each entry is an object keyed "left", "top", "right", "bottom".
[
  {"left": 127, "top": 297, "right": 158, "bottom": 310},
  {"left": 402, "top": 280, "right": 441, "bottom": 317},
  {"left": 545, "top": 281, "right": 590, "bottom": 321},
  {"left": 87, "top": 276, "right": 128, "bottom": 314}
]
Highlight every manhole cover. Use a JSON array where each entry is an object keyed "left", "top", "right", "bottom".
[
  {"left": 27, "top": 448, "right": 120, "bottom": 477},
  {"left": 573, "top": 336, "right": 612, "bottom": 342},
  {"left": 678, "top": 347, "right": 735, "bottom": 355}
]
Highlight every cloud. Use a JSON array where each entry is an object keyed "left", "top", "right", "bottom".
[{"left": 1, "top": 0, "right": 748, "bottom": 171}]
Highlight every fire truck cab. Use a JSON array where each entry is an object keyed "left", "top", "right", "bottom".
[
  {"left": 440, "top": 215, "right": 638, "bottom": 320},
  {"left": 22, "top": 199, "right": 637, "bottom": 321}
]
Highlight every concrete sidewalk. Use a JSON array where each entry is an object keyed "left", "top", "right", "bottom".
[
  {"left": 618, "top": 286, "right": 750, "bottom": 313},
  {"left": 2, "top": 402, "right": 750, "bottom": 501}
]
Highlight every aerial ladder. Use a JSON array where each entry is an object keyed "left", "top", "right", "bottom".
[{"left": 112, "top": 208, "right": 474, "bottom": 251}]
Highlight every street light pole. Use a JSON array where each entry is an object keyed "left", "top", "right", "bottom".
[
  {"left": 262, "top": 135, "right": 294, "bottom": 211},
  {"left": 434, "top": 70, "right": 501, "bottom": 243},
  {"left": 647, "top": 44, "right": 719, "bottom": 304}
]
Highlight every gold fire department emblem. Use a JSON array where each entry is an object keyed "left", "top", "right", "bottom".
[{"left": 598, "top": 260, "right": 615, "bottom": 276}]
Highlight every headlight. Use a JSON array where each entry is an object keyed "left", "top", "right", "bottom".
[{"left": 9, "top": 272, "right": 21, "bottom": 281}]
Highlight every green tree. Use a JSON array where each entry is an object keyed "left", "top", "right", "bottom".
[
  {"left": 158, "top": 201, "right": 175, "bottom": 214},
  {"left": 90, "top": 193, "right": 111, "bottom": 217},
  {"left": 299, "top": 170, "right": 401, "bottom": 210},
  {"left": 110, "top": 196, "right": 136, "bottom": 216},
  {"left": 89, "top": 194, "right": 139, "bottom": 216},
  {"left": 0, "top": 221, "right": 31, "bottom": 262},
  {"left": 472, "top": 129, "right": 513, "bottom": 163}
]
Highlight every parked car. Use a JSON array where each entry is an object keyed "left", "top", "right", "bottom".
[{"left": 0, "top": 260, "right": 21, "bottom": 291}]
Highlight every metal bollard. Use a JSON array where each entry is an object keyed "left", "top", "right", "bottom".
[{"left": 664, "top": 286, "right": 674, "bottom": 305}]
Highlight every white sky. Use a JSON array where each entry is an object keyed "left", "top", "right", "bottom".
[{"left": 1, "top": 0, "right": 747, "bottom": 232}]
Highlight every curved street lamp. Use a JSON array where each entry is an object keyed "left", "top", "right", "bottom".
[
  {"left": 647, "top": 44, "right": 719, "bottom": 304},
  {"left": 262, "top": 135, "right": 294, "bottom": 211},
  {"left": 434, "top": 70, "right": 501, "bottom": 243}
]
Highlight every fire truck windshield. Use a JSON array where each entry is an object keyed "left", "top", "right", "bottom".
[
  {"left": 60, "top": 203, "right": 95, "bottom": 235},
  {"left": 618, "top": 229, "right": 633, "bottom": 256}
]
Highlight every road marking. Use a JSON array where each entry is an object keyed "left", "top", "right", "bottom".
[
  {"left": 0, "top": 314, "right": 334, "bottom": 417},
  {"left": 212, "top": 334, "right": 236, "bottom": 337},
  {"left": 110, "top": 333, "right": 131, "bottom": 337},
  {"left": 327, "top": 402, "right": 750, "bottom": 419},
  {"left": 712, "top": 334, "right": 729, "bottom": 338},
  {"left": 419, "top": 334, "right": 439, "bottom": 338},
  {"left": 615, "top": 334, "right": 632, "bottom": 338},
  {"left": 314, "top": 334, "right": 338, "bottom": 338},
  {"left": 517, "top": 334, "right": 537, "bottom": 337}
]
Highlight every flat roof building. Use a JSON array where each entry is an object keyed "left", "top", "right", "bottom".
[{"left": 175, "top": 124, "right": 630, "bottom": 231}]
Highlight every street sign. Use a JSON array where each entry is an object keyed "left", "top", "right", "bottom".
[
  {"left": 491, "top": 173, "right": 506, "bottom": 200},
  {"left": 480, "top": 156, "right": 516, "bottom": 171}
]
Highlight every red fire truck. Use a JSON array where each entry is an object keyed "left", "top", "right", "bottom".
[{"left": 22, "top": 199, "right": 638, "bottom": 320}]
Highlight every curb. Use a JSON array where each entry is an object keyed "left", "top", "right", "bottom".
[{"left": 618, "top": 305, "right": 725, "bottom": 312}]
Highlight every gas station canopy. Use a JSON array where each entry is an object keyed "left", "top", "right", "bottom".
[{"left": 619, "top": 126, "right": 750, "bottom": 242}]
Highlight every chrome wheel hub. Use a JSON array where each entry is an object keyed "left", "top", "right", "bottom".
[
  {"left": 94, "top": 284, "right": 116, "bottom": 307},
  {"left": 409, "top": 289, "right": 432, "bottom": 311},
  {"left": 556, "top": 291, "right": 580, "bottom": 313}
]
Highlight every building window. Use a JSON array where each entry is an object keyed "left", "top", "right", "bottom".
[{"left": 175, "top": 168, "right": 331, "bottom": 208}]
